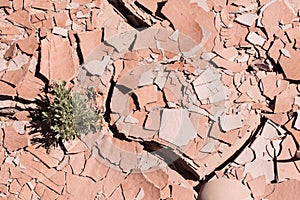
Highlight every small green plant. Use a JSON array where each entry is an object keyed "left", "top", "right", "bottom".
[{"left": 41, "top": 81, "right": 102, "bottom": 151}]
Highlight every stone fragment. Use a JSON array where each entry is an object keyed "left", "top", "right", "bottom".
[
  {"left": 64, "top": 137, "right": 87, "bottom": 154},
  {"left": 274, "top": 86, "right": 296, "bottom": 113},
  {"left": 0, "top": 0, "right": 10, "bottom": 7},
  {"left": 69, "top": 152, "right": 86, "bottom": 175},
  {"left": 246, "top": 32, "right": 266, "bottom": 47},
  {"left": 266, "top": 179, "right": 300, "bottom": 200},
  {"left": 84, "top": 57, "right": 110, "bottom": 76},
  {"left": 54, "top": 12, "right": 70, "bottom": 27},
  {"left": 260, "top": 73, "right": 288, "bottom": 99},
  {"left": 17, "top": 72, "right": 44, "bottom": 101},
  {"left": 214, "top": 47, "right": 238, "bottom": 62},
  {"left": 103, "top": 168, "right": 126, "bottom": 196},
  {"left": 285, "top": 117, "right": 300, "bottom": 146},
  {"left": 159, "top": 109, "right": 196, "bottom": 146},
  {"left": 19, "top": 184, "right": 34, "bottom": 200},
  {"left": 235, "top": 13, "right": 258, "bottom": 26},
  {"left": 234, "top": 148, "right": 255, "bottom": 165},
  {"left": 0, "top": 80, "right": 16, "bottom": 96},
  {"left": 172, "top": 184, "right": 194, "bottom": 200},
  {"left": 244, "top": 159, "right": 274, "bottom": 183},
  {"left": 162, "top": 0, "right": 203, "bottom": 43},
  {"left": 1, "top": 68, "right": 26, "bottom": 87},
  {"left": 144, "top": 110, "right": 161, "bottom": 131},
  {"left": 136, "top": 0, "right": 157, "bottom": 13},
  {"left": 261, "top": 0, "right": 296, "bottom": 37},
  {"left": 6, "top": 10, "right": 33, "bottom": 29},
  {"left": 268, "top": 38, "right": 284, "bottom": 62},
  {"left": 294, "top": 110, "right": 300, "bottom": 130},
  {"left": 219, "top": 114, "right": 243, "bottom": 132},
  {"left": 77, "top": 30, "right": 102, "bottom": 61},
  {"left": 40, "top": 33, "right": 76, "bottom": 82},
  {"left": 9, "top": 179, "right": 22, "bottom": 194},
  {"left": 277, "top": 134, "right": 296, "bottom": 160},
  {"left": 81, "top": 156, "right": 109, "bottom": 181},
  {"left": 27, "top": 146, "right": 61, "bottom": 168},
  {"left": 4, "top": 43, "right": 17, "bottom": 61},
  {"left": 212, "top": 56, "right": 245, "bottom": 72},
  {"left": 199, "top": 178, "right": 251, "bottom": 200},
  {"left": 279, "top": 43, "right": 300, "bottom": 80},
  {"left": 247, "top": 175, "right": 266, "bottom": 197},
  {"left": 52, "top": 27, "right": 68, "bottom": 37},
  {"left": 66, "top": 173, "right": 97, "bottom": 199},
  {"left": 280, "top": 48, "right": 291, "bottom": 58},
  {"left": 3, "top": 125, "right": 28, "bottom": 152},
  {"left": 122, "top": 171, "right": 161, "bottom": 200},
  {"left": 143, "top": 169, "right": 168, "bottom": 189},
  {"left": 107, "top": 186, "right": 124, "bottom": 200},
  {"left": 32, "top": 0, "right": 52, "bottom": 10},
  {"left": 134, "top": 85, "right": 158, "bottom": 108},
  {"left": 17, "top": 34, "right": 39, "bottom": 55}
]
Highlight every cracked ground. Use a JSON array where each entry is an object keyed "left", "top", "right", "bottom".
[{"left": 1, "top": 0, "right": 300, "bottom": 199}]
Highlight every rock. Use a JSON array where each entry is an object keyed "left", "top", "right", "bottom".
[
  {"left": 9, "top": 179, "right": 22, "bottom": 194},
  {"left": 285, "top": 117, "right": 300, "bottom": 146},
  {"left": 103, "top": 168, "right": 126, "bottom": 196},
  {"left": 54, "top": 12, "right": 70, "bottom": 27},
  {"left": 17, "top": 34, "right": 39, "bottom": 55},
  {"left": 247, "top": 175, "right": 266, "bottom": 197},
  {"left": 274, "top": 85, "right": 296, "bottom": 113},
  {"left": 26, "top": 146, "right": 61, "bottom": 168},
  {"left": 134, "top": 85, "right": 158, "bottom": 108},
  {"left": 162, "top": 0, "right": 203, "bottom": 43},
  {"left": 6, "top": 10, "right": 33, "bottom": 29},
  {"left": 244, "top": 158, "right": 274, "bottom": 183},
  {"left": 32, "top": 0, "right": 52, "bottom": 10},
  {"left": 294, "top": 110, "right": 300, "bottom": 130},
  {"left": 235, "top": 13, "right": 258, "bottom": 27},
  {"left": 159, "top": 109, "right": 197, "bottom": 146},
  {"left": 234, "top": 147, "right": 255, "bottom": 165},
  {"left": 199, "top": 178, "right": 251, "bottom": 200},
  {"left": 136, "top": 0, "right": 158, "bottom": 13},
  {"left": 214, "top": 47, "right": 238, "bottom": 62},
  {"left": 266, "top": 179, "right": 300, "bottom": 200},
  {"left": 246, "top": 32, "right": 266, "bottom": 47},
  {"left": 17, "top": 72, "right": 44, "bottom": 101},
  {"left": 69, "top": 152, "right": 86, "bottom": 175},
  {"left": 0, "top": 80, "right": 16, "bottom": 96},
  {"left": 3, "top": 125, "right": 28, "bottom": 153},
  {"left": 144, "top": 110, "right": 161, "bottom": 131},
  {"left": 0, "top": 0, "right": 11, "bottom": 8},
  {"left": 121, "top": 171, "right": 161, "bottom": 200},
  {"left": 219, "top": 114, "right": 243, "bottom": 132},
  {"left": 261, "top": 0, "right": 296, "bottom": 37},
  {"left": 81, "top": 156, "right": 109, "bottom": 181},
  {"left": 172, "top": 184, "right": 194, "bottom": 200},
  {"left": 52, "top": 26, "right": 68, "bottom": 37},
  {"left": 19, "top": 184, "right": 34, "bottom": 200},
  {"left": 77, "top": 30, "right": 102, "bottom": 61},
  {"left": 1, "top": 68, "right": 26, "bottom": 87},
  {"left": 279, "top": 44, "right": 300, "bottom": 80},
  {"left": 66, "top": 173, "right": 97, "bottom": 199},
  {"left": 84, "top": 57, "right": 109, "bottom": 76},
  {"left": 4, "top": 43, "right": 17, "bottom": 61},
  {"left": 40, "top": 33, "right": 76, "bottom": 82}
]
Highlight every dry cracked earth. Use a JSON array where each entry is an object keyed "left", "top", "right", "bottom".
[{"left": 1, "top": 0, "right": 300, "bottom": 199}]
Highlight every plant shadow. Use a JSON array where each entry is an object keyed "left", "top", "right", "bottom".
[{"left": 28, "top": 94, "right": 67, "bottom": 154}]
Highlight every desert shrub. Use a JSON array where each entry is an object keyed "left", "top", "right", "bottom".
[{"left": 41, "top": 81, "right": 102, "bottom": 151}]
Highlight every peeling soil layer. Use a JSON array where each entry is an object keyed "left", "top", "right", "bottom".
[{"left": 1, "top": 0, "right": 300, "bottom": 199}]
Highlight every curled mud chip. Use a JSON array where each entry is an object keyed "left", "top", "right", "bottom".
[{"left": 74, "top": 27, "right": 260, "bottom": 177}]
